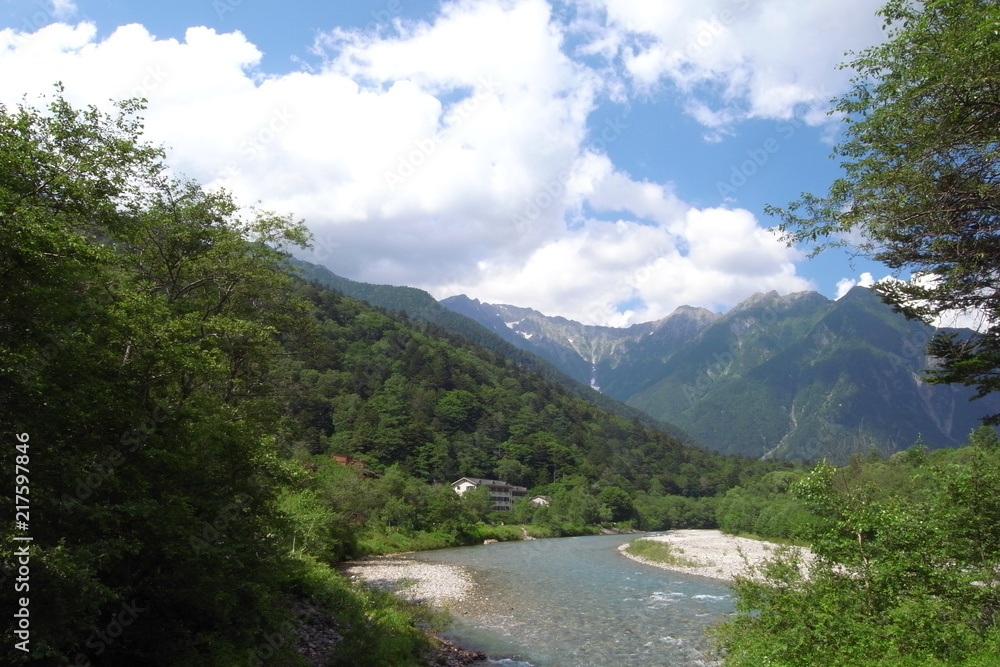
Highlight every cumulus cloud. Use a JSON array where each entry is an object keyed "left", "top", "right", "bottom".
[
  {"left": 833, "top": 272, "right": 989, "bottom": 332},
  {"left": 584, "top": 0, "right": 886, "bottom": 129},
  {"left": 904, "top": 274, "right": 990, "bottom": 332},
  {"left": 836, "top": 271, "right": 876, "bottom": 299},
  {"left": 0, "top": 0, "right": 851, "bottom": 326},
  {"left": 438, "top": 207, "right": 810, "bottom": 326}
]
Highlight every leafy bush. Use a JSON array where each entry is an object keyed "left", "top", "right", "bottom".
[{"left": 715, "top": 443, "right": 1000, "bottom": 666}]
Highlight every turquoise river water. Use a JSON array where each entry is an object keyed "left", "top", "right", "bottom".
[{"left": 412, "top": 533, "right": 734, "bottom": 666}]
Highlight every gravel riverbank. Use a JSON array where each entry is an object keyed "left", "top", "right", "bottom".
[
  {"left": 620, "top": 529, "right": 814, "bottom": 582},
  {"left": 340, "top": 556, "right": 485, "bottom": 665},
  {"left": 340, "top": 556, "right": 476, "bottom": 606}
]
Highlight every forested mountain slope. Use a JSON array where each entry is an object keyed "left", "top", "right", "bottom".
[
  {"left": 289, "top": 257, "right": 697, "bottom": 444},
  {"left": 628, "top": 288, "right": 1000, "bottom": 460},
  {"left": 444, "top": 288, "right": 1000, "bottom": 461},
  {"left": 2, "top": 94, "right": 788, "bottom": 665},
  {"left": 290, "top": 282, "right": 773, "bottom": 492}
]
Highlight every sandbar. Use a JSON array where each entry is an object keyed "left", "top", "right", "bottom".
[{"left": 619, "top": 529, "right": 813, "bottom": 582}]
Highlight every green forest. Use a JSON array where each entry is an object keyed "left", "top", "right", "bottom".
[
  {"left": 4, "top": 0, "right": 1000, "bottom": 664},
  {"left": 724, "top": 0, "right": 1000, "bottom": 663},
  {"left": 0, "top": 90, "right": 786, "bottom": 665},
  {"left": 714, "top": 432, "right": 1000, "bottom": 665}
]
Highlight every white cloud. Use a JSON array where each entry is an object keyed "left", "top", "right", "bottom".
[
  {"left": 436, "top": 208, "right": 811, "bottom": 326},
  {"left": 585, "top": 0, "right": 886, "bottom": 128},
  {"left": 0, "top": 0, "right": 835, "bottom": 326},
  {"left": 835, "top": 271, "right": 875, "bottom": 298},
  {"left": 933, "top": 309, "right": 989, "bottom": 332},
  {"left": 835, "top": 277, "right": 857, "bottom": 299},
  {"left": 834, "top": 273, "right": 988, "bottom": 331},
  {"left": 51, "top": 1, "right": 77, "bottom": 20},
  {"left": 905, "top": 274, "right": 989, "bottom": 332}
]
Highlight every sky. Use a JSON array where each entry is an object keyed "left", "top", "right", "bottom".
[{"left": 0, "top": 0, "right": 894, "bottom": 326}]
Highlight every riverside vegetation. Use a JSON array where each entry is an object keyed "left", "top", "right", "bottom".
[
  {"left": 623, "top": 538, "right": 704, "bottom": 569},
  {"left": 0, "top": 90, "right": 785, "bottom": 665},
  {"left": 713, "top": 432, "right": 1000, "bottom": 665},
  {"left": 5, "top": 0, "right": 1000, "bottom": 662},
  {"left": 714, "top": 0, "right": 1000, "bottom": 663}
]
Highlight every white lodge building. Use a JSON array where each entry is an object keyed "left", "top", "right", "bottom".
[{"left": 451, "top": 477, "right": 529, "bottom": 511}]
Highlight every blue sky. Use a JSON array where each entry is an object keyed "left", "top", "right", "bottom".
[{"left": 0, "top": 0, "right": 891, "bottom": 325}]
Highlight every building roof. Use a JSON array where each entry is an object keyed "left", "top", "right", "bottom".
[
  {"left": 452, "top": 477, "right": 529, "bottom": 493},
  {"left": 452, "top": 477, "right": 509, "bottom": 487}
]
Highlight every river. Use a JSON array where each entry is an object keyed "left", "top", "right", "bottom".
[{"left": 412, "top": 534, "right": 734, "bottom": 666}]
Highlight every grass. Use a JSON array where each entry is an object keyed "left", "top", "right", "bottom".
[
  {"left": 356, "top": 522, "right": 600, "bottom": 556},
  {"left": 287, "top": 553, "right": 436, "bottom": 666},
  {"left": 624, "top": 538, "right": 708, "bottom": 568},
  {"left": 357, "top": 530, "right": 460, "bottom": 556}
]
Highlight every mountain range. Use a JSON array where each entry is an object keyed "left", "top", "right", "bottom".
[
  {"left": 292, "top": 258, "right": 999, "bottom": 462},
  {"left": 442, "top": 287, "right": 1000, "bottom": 461},
  {"left": 289, "top": 258, "right": 697, "bottom": 444}
]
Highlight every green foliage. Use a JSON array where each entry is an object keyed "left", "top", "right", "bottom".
[
  {"left": 598, "top": 485, "right": 636, "bottom": 523},
  {"left": 279, "top": 488, "right": 358, "bottom": 562},
  {"left": 0, "top": 90, "right": 791, "bottom": 665},
  {"left": 632, "top": 493, "right": 717, "bottom": 530},
  {"left": 715, "top": 470, "right": 820, "bottom": 542},
  {"left": 286, "top": 555, "right": 434, "bottom": 667},
  {"left": 285, "top": 273, "right": 768, "bottom": 498},
  {"left": 624, "top": 539, "right": 703, "bottom": 568},
  {"left": 769, "top": 0, "right": 1000, "bottom": 421},
  {"left": 969, "top": 425, "right": 1000, "bottom": 452},
  {"left": 458, "top": 484, "right": 493, "bottom": 524},
  {"left": 0, "top": 91, "right": 315, "bottom": 665},
  {"left": 293, "top": 260, "right": 690, "bottom": 435},
  {"left": 715, "top": 434, "right": 1000, "bottom": 666}
]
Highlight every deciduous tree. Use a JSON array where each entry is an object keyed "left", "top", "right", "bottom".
[{"left": 769, "top": 0, "right": 1000, "bottom": 420}]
